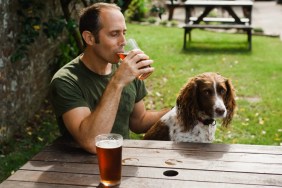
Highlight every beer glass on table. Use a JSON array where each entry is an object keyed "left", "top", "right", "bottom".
[
  {"left": 95, "top": 133, "right": 123, "bottom": 187},
  {"left": 117, "top": 38, "right": 152, "bottom": 80}
]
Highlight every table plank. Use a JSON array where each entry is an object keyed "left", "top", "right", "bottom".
[
  {"left": 123, "top": 148, "right": 282, "bottom": 164},
  {"left": 37, "top": 147, "right": 282, "bottom": 164},
  {"left": 123, "top": 155, "right": 281, "bottom": 174},
  {"left": 166, "top": 0, "right": 253, "bottom": 6},
  {"left": 20, "top": 161, "right": 282, "bottom": 187},
  {"left": 21, "top": 161, "right": 99, "bottom": 175},
  {"left": 7, "top": 170, "right": 100, "bottom": 187},
  {"left": 45, "top": 138, "right": 282, "bottom": 155},
  {"left": 31, "top": 149, "right": 282, "bottom": 174},
  {"left": 0, "top": 181, "right": 90, "bottom": 188},
  {"left": 6, "top": 169, "right": 281, "bottom": 188},
  {"left": 184, "top": 0, "right": 253, "bottom": 6},
  {"left": 122, "top": 140, "right": 282, "bottom": 155},
  {"left": 31, "top": 150, "right": 97, "bottom": 163}
]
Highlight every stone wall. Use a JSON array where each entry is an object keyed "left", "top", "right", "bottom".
[{"left": 0, "top": 0, "right": 66, "bottom": 142}]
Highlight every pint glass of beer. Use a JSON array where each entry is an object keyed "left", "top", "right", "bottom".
[
  {"left": 95, "top": 133, "right": 123, "bottom": 187},
  {"left": 117, "top": 38, "right": 153, "bottom": 80}
]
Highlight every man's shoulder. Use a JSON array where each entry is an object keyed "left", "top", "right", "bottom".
[{"left": 51, "top": 56, "right": 81, "bottom": 81}]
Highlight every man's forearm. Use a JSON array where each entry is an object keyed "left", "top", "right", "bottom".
[
  {"left": 130, "top": 108, "right": 170, "bottom": 134},
  {"left": 77, "top": 79, "right": 124, "bottom": 152}
]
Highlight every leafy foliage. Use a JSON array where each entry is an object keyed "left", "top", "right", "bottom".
[
  {"left": 11, "top": 0, "right": 136, "bottom": 65},
  {"left": 42, "top": 17, "right": 66, "bottom": 39},
  {"left": 11, "top": 0, "right": 45, "bottom": 62},
  {"left": 11, "top": 0, "right": 71, "bottom": 63},
  {"left": 53, "top": 32, "right": 80, "bottom": 69},
  {"left": 125, "top": 0, "right": 148, "bottom": 21}
]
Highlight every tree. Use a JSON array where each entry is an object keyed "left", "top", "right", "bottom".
[{"left": 12, "top": 0, "right": 133, "bottom": 64}]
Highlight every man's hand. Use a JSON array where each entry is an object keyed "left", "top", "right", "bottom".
[{"left": 114, "top": 49, "right": 154, "bottom": 86}]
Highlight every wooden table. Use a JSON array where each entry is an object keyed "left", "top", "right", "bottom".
[
  {"left": 166, "top": 0, "right": 253, "bottom": 50},
  {"left": 1, "top": 138, "right": 282, "bottom": 187},
  {"left": 166, "top": 0, "right": 253, "bottom": 24}
]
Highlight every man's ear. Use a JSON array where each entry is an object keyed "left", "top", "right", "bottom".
[{"left": 82, "top": 31, "right": 95, "bottom": 45}]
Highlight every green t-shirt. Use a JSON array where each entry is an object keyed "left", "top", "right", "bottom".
[{"left": 50, "top": 56, "right": 147, "bottom": 139}]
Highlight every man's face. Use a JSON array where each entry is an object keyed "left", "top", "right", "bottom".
[{"left": 92, "top": 8, "right": 127, "bottom": 64}]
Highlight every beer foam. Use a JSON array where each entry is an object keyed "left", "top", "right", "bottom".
[{"left": 96, "top": 140, "right": 122, "bottom": 149}]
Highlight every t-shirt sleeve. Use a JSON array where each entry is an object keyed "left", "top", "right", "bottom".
[
  {"left": 50, "top": 78, "right": 90, "bottom": 117},
  {"left": 135, "top": 79, "right": 148, "bottom": 103}
]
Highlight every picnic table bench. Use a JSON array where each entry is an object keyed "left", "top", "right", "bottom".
[{"left": 166, "top": 0, "right": 253, "bottom": 50}]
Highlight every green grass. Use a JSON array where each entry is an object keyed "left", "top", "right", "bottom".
[
  {"left": 0, "top": 101, "right": 60, "bottom": 182},
  {"left": 1, "top": 24, "right": 282, "bottom": 182}
]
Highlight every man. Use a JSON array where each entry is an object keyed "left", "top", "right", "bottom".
[{"left": 50, "top": 3, "right": 169, "bottom": 154}]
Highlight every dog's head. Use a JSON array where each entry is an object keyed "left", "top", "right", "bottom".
[{"left": 176, "top": 72, "right": 236, "bottom": 131}]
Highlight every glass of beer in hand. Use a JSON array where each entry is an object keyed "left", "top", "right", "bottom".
[
  {"left": 95, "top": 133, "right": 123, "bottom": 187},
  {"left": 117, "top": 38, "right": 152, "bottom": 80}
]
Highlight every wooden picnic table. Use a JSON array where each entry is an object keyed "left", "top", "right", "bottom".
[
  {"left": 166, "top": 0, "right": 253, "bottom": 50},
  {"left": 1, "top": 137, "right": 282, "bottom": 187},
  {"left": 166, "top": 0, "right": 253, "bottom": 23}
]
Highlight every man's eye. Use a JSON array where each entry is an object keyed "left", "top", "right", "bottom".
[{"left": 111, "top": 32, "right": 118, "bottom": 36}]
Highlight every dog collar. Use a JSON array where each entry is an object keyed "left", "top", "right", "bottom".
[{"left": 198, "top": 118, "right": 216, "bottom": 126}]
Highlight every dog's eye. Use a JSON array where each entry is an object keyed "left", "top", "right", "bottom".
[
  {"left": 218, "top": 88, "right": 226, "bottom": 95},
  {"left": 203, "top": 89, "right": 212, "bottom": 96}
]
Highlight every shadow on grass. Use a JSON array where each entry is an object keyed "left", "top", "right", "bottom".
[{"left": 181, "top": 41, "right": 252, "bottom": 54}]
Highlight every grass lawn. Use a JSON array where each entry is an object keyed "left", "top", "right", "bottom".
[{"left": 1, "top": 23, "right": 282, "bottom": 182}]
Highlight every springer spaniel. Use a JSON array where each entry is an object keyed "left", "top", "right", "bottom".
[{"left": 143, "top": 72, "right": 236, "bottom": 143}]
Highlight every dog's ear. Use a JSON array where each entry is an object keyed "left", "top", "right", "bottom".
[
  {"left": 222, "top": 79, "right": 236, "bottom": 127},
  {"left": 176, "top": 78, "right": 199, "bottom": 131}
]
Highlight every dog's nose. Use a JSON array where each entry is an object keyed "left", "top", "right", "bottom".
[{"left": 215, "top": 108, "right": 225, "bottom": 116}]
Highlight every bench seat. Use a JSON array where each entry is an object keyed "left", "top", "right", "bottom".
[
  {"left": 189, "top": 17, "right": 249, "bottom": 23},
  {"left": 183, "top": 24, "right": 253, "bottom": 50}
]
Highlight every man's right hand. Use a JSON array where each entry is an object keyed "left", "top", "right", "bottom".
[{"left": 114, "top": 49, "right": 154, "bottom": 86}]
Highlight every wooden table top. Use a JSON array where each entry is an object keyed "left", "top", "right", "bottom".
[
  {"left": 184, "top": 0, "right": 253, "bottom": 6},
  {"left": 166, "top": 0, "right": 253, "bottom": 6},
  {"left": 1, "top": 138, "right": 282, "bottom": 188}
]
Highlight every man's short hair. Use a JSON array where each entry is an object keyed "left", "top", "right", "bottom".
[{"left": 79, "top": 3, "right": 121, "bottom": 45}]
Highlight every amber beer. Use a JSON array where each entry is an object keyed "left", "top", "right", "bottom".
[
  {"left": 95, "top": 134, "right": 123, "bottom": 187},
  {"left": 117, "top": 52, "right": 152, "bottom": 80}
]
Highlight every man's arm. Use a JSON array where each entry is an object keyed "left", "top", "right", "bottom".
[
  {"left": 129, "top": 100, "right": 170, "bottom": 134},
  {"left": 62, "top": 79, "right": 124, "bottom": 154}
]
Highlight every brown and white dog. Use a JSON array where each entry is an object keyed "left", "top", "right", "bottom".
[{"left": 144, "top": 72, "right": 236, "bottom": 143}]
